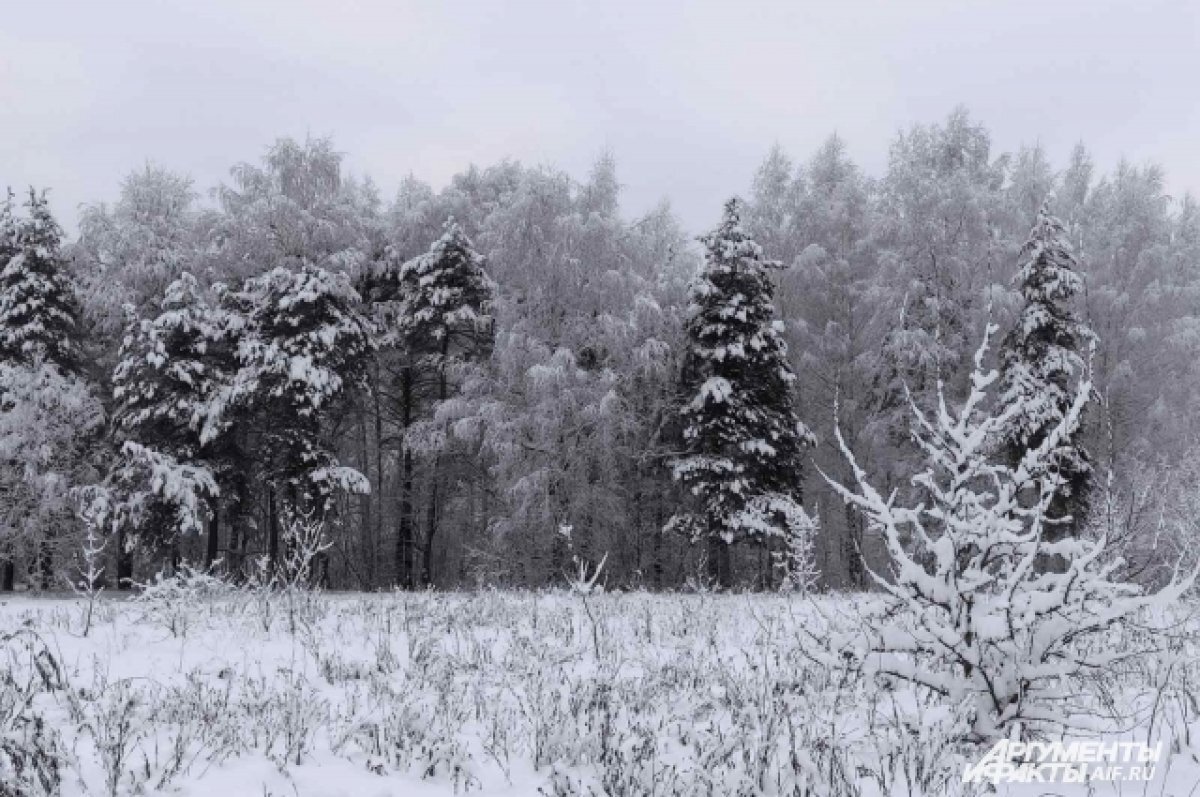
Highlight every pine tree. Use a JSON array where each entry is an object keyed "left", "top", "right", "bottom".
[
  {"left": 0, "top": 191, "right": 79, "bottom": 370},
  {"left": 665, "top": 198, "right": 815, "bottom": 587},
  {"left": 397, "top": 221, "right": 494, "bottom": 585},
  {"left": 999, "top": 201, "right": 1093, "bottom": 536},
  {"left": 114, "top": 274, "right": 220, "bottom": 451},
  {"left": 223, "top": 264, "right": 372, "bottom": 564},
  {"left": 399, "top": 221, "right": 494, "bottom": 362},
  {"left": 103, "top": 273, "right": 228, "bottom": 577},
  {"left": 0, "top": 191, "right": 89, "bottom": 590}
]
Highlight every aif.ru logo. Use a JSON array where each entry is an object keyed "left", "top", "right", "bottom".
[{"left": 962, "top": 739, "right": 1163, "bottom": 785}]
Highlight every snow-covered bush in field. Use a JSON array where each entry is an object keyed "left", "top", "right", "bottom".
[
  {"left": 275, "top": 509, "right": 332, "bottom": 589},
  {"left": 274, "top": 511, "right": 334, "bottom": 634},
  {"left": 70, "top": 516, "right": 107, "bottom": 636},
  {"left": 825, "top": 323, "right": 1195, "bottom": 742},
  {"left": 134, "top": 562, "right": 233, "bottom": 637},
  {"left": 235, "top": 511, "right": 333, "bottom": 634},
  {"left": 769, "top": 498, "right": 819, "bottom": 593}
]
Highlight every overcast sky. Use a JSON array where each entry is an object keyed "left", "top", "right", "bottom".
[{"left": 3, "top": 0, "right": 1198, "bottom": 235}]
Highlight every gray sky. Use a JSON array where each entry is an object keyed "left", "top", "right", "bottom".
[{"left": 3, "top": 0, "right": 1198, "bottom": 235}]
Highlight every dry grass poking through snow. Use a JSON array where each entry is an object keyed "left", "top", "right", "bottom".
[{"left": 2, "top": 589, "right": 1200, "bottom": 796}]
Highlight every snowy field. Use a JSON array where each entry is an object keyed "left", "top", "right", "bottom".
[{"left": 3, "top": 589, "right": 1200, "bottom": 796}]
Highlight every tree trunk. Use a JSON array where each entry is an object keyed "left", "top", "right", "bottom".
[
  {"left": 759, "top": 542, "right": 772, "bottom": 591},
  {"left": 0, "top": 543, "right": 14, "bottom": 591},
  {"left": 226, "top": 484, "right": 244, "bottom": 578},
  {"left": 707, "top": 532, "right": 732, "bottom": 589},
  {"left": 267, "top": 485, "right": 280, "bottom": 567},
  {"left": 844, "top": 503, "right": 865, "bottom": 590},
  {"left": 423, "top": 459, "right": 440, "bottom": 587},
  {"left": 373, "top": 363, "right": 385, "bottom": 589},
  {"left": 396, "top": 365, "right": 416, "bottom": 589},
  {"left": 358, "top": 409, "right": 374, "bottom": 589},
  {"left": 116, "top": 528, "right": 133, "bottom": 590},
  {"left": 652, "top": 492, "right": 665, "bottom": 589},
  {"left": 36, "top": 524, "right": 62, "bottom": 590},
  {"left": 631, "top": 462, "right": 644, "bottom": 585},
  {"left": 421, "top": 339, "right": 450, "bottom": 588},
  {"left": 205, "top": 505, "right": 220, "bottom": 567}
]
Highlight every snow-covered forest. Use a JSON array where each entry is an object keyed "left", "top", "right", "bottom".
[
  {"left": 3, "top": 108, "right": 1198, "bottom": 594},
  {"left": 6, "top": 105, "right": 1200, "bottom": 795}
]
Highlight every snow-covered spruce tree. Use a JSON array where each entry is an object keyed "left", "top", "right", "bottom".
[
  {"left": 998, "top": 201, "right": 1093, "bottom": 538},
  {"left": 396, "top": 221, "right": 494, "bottom": 586},
  {"left": 220, "top": 264, "right": 372, "bottom": 565},
  {"left": 0, "top": 192, "right": 94, "bottom": 589},
  {"left": 665, "top": 198, "right": 816, "bottom": 588},
  {"left": 398, "top": 221, "right": 494, "bottom": 361},
  {"left": 83, "top": 273, "right": 229, "bottom": 584},
  {"left": 825, "top": 323, "right": 1194, "bottom": 742},
  {"left": 0, "top": 191, "right": 79, "bottom": 371}
]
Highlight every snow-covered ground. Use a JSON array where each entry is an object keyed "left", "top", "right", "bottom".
[{"left": 2, "top": 590, "right": 1199, "bottom": 796}]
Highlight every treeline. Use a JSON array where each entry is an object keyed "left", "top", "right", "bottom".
[{"left": 1, "top": 108, "right": 1198, "bottom": 591}]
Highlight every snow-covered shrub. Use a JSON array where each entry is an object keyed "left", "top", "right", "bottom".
[
  {"left": 243, "top": 673, "right": 327, "bottom": 769},
  {"left": 771, "top": 502, "right": 819, "bottom": 593},
  {"left": 276, "top": 509, "right": 332, "bottom": 590},
  {"left": 134, "top": 562, "right": 233, "bottom": 637},
  {"left": 825, "top": 324, "right": 1195, "bottom": 741},
  {"left": 237, "top": 511, "right": 333, "bottom": 635},
  {"left": 276, "top": 511, "right": 333, "bottom": 635},
  {"left": 70, "top": 515, "right": 107, "bottom": 636}
]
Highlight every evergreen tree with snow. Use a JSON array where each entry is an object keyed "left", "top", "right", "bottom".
[
  {"left": 99, "top": 273, "right": 230, "bottom": 578},
  {"left": 0, "top": 192, "right": 92, "bottom": 589},
  {"left": 397, "top": 221, "right": 493, "bottom": 585},
  {"left": 220, "top": 263, "right": 372, "bottom": 564},
  {"left": 398, "top": 220, "right": 494, "bottom": 364},
  {"left": 114, "top": 274, "right": 221, "bottom": 455},
  {"left": 0, "top": 190, "right": 79, "bottom": 370},
  {"left": 999, "top": 201, "right": 1093, "bottom": 537},
  {"left": 665, "top": 198, "right": 815, "bottom": 587},
  {"left": 361, "top": 220, "right": 493, "bottom": 587}
]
